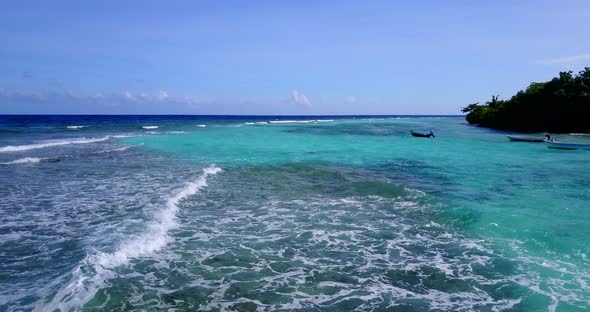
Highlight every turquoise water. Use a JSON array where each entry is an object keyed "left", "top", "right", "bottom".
[{"left": 1, "top": 116, "right": 589, "bottom": 311}]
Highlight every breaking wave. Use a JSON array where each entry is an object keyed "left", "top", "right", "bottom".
[
  {"left": 94, "top": 145, "right": 140, "bottom": 154},
  {"left": 36, "top": 165, "right": 222, "bottom": 312},
  {"left": 269, "top": 120, "right": 316, "bottom": 124},
  {"left": 0, "top": 137, "right": 111, "bottom": 153},
  {"left": 0, "top": 157, "right": 44, "bottom": 165},
  {"left": 245, "top": 120, "right": 335, "bottom": 126}
]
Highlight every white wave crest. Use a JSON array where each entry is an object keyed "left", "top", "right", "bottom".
[
  {"left": 141, "top": 126, "right": 159, "bottom": 129},
  {"left": 268, "top": 119, "right": 334, "bottom": 124},
  {"left": 0, "top": 137, "right": 111, "bottom": 153},
  {"left": 0, "top": 157, "right": 43, "bottom": 165},
  {"left": 96, "top": 145, "right": 141, "bottom": 154},
  {"left": 269, "top": 120, "right": 315, "bottom": 124},
  {"left": 66, "top": 125, "right": 86, "bottom": 129},
  {"left": 111, "top": 134, "right": 139, "bottom": 139},
  {"left": 36, "top": 166, "right": 222, "bottom": 312},
  {"left": 196, "top": 124, "right": 206, "bottom": 128}
]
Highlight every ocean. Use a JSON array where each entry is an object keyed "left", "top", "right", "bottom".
[{"left": 0, "top": 115, "right": 588, "bottom": 311}]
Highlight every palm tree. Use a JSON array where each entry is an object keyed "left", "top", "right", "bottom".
[
  {"left": 486, "top": 95, "right": 500, "bottom": 109},
  {"left": 461, "top": 102, "right": 480, "bottom": 113}
]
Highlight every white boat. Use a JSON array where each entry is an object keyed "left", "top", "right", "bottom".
[
  {"left": 506, "top": 135, "right": 545, "bottom": 142},
  {"left": 545, "top": 140, "right": 590, "bottom": 150}
]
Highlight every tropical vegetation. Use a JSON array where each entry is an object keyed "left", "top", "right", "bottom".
[{"left": 462, "top": 67, "right": 590, "bottom": 132}]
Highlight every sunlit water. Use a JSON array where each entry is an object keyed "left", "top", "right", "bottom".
[{"left": 0, "top": 115, "right": 589, "bottom": 311}]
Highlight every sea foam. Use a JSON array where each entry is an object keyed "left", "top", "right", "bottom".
[
  {"left": 269, "top": 120, "right": 315, "bottom": 124},
  {"left": 0, "top": 136, "right": 111, "bottom": 153},
  {"left": 95, "top": 145, "right": 139, "bottom": 154},
  {"left": 267, "top": 119, "right": 334, "bottom": 124},
  {"left": 37, "top": 166, "right": 222, "bottom": 312},
  {"left": 141, "top": 126, "right": 159, "bottom": 130},
  {"left": 245, "top": 120, "right": 331, "bottom": 125},
  {"left": 0, "top": 157, "right": 43, "bottom": 165},
  {"left": 111, "top": 134, "right": 138, "bottom": 139}
]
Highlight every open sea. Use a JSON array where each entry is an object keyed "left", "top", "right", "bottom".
[{"left": 0, "top": 115, "right": 589, "bottom": 312}]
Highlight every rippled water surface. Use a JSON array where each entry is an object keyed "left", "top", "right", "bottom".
[{"left": 1, "top": 115, "right": 589, "bottom": 311}]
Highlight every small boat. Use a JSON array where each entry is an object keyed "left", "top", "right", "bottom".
[
  {"left": 545, "top": 140, "right": 590, "bottom": 150},
  {"left": 506, "top": 135, "right": 545, "bottom": 142},
  {"left": 410, "top": 130, "right": 435, "bottom": 138}
]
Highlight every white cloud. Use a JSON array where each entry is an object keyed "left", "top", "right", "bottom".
[
  {"left": 291, "top": 89, "right": 312, "bottom": 108},
  {"left": 0, "top": 89, "right": 211, "bottom": 114},
  {"left": 183, "top": 95, "right": 202, "bottom": 105},
  {"left": 123, "top": 91, "right": 136, "bottom": 101},
  {"left": 344, "top": 96, "right": 358, "bottom": 104},
  {"left": 157, "top": 90, "right": 169, "bottom": 100},
  {"left": 122, "top": 90, "right": 171, "bottom": 102},
  {"left": 540, "top": 53, "right": 590, "bottom": 67}
]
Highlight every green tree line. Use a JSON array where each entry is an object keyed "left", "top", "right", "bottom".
[{"left": 462, "top": 67, "right": 590, "bottom": 132}]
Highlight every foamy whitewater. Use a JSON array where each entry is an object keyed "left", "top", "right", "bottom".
[
  {"left": 36, "top": 166, "right": 221, "bottom": 312},
  {"left": 1, "top": 115, "right": 589, "bottom": 311},
  {"left": 0, "top": 157, "right": 43, "bottom": 165},
  {"left": 0, "top": 136, "right": 111, "bottom": 152}
]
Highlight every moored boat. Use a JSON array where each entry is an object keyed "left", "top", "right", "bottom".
[
  {"left": 506, "top": 135, "right": 545, "bottom": 142},
  {"left": 545, "top": 140, "right": 590, "bottom": 150},
  {"left": 410, "top": 130, "right": 435, "bottom": 138}
]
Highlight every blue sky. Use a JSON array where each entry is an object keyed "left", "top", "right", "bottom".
[{"left": 1, "top": 0, "right": 589, "bottom": 114}]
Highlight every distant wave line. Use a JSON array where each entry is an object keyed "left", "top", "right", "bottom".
[
  {"left": 244, "top": 119, "right": 335, "bottom": 125},
  {"left": 0, "top": 157, "right": 44, "bottom": 165},
  {"left": 0, "top": 137, "right": 111, "bottom": 153},
  {"left": 0, "top": 135, "right": 139, "bottom": 153}
]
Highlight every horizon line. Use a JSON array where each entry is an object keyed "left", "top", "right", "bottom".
[{"left": 0, "top": 113, "right": 465, "bottom": 117}]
